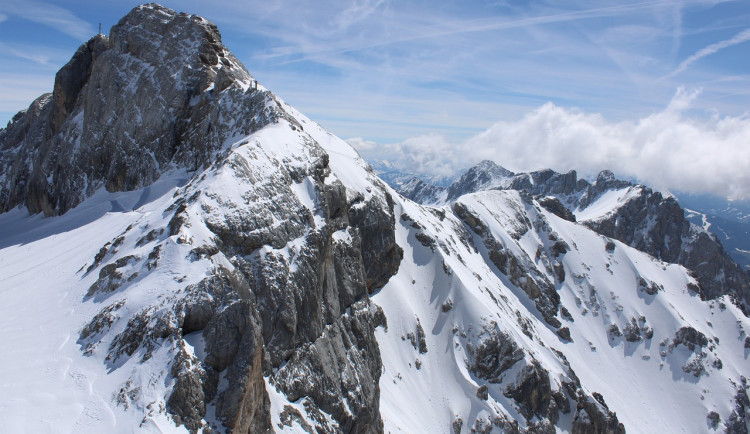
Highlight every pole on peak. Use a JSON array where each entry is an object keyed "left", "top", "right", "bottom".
[{"left": 98, "top": 23, "right": 102, "bottom": 35}]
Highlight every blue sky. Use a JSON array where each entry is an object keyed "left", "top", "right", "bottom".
[{"left": 1, "top": 1, "right": 750, "bottom": 197}]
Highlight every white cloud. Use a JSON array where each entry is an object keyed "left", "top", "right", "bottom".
[
  {"left": 172, "top": 0, "right": 749, "bottom": 143},
  {"left": 353, "top": 88, "right": 750, "bottom": 200},
  {"left": 345, "top": 137, "right": 379, "bottom": 151},
  {"left": 9, "top": 48, "right": 49, "bottom": 64},
  {"left": 0, "top": 1, "right": 94, "bottom": 40}
]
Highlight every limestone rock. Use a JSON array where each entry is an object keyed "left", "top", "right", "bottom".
[{"left": 0, "top": 4, "right": 276, "bottom": 216}]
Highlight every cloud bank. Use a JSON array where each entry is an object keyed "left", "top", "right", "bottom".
[{"left": 351, "top": 89, "right": 750, "bottom": 200}]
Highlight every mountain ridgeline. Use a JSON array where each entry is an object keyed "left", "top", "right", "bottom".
[
  {"left": 1, "top": 4, "right": 749, "bottom": 434},
  {"left": 0, "top": 4, "right": 280, "bottom": 216},
  {"left": 400, "top": 160, "right": 750, "bottom": 316}
]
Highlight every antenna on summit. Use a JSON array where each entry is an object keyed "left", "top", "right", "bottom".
[{"left": 98, "top": 23, "right": 102, "bottom": 35}]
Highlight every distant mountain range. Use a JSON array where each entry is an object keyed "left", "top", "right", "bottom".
[
  {"left": 367, "top": 158, "right": 457, "bottom": 188},
  {"left": 678, "top": 194, "right": 750, "bottom": 270},
  {"left": 371, "top": 160, "right": 750, "bottom": 271}
]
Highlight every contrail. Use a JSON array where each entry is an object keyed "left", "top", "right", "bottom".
[
  {"left": 262, "top": 1, "right": 665, "bottom": 63},
  {"left": 669, "top": 28, "right": 750, "bottom": 77}
]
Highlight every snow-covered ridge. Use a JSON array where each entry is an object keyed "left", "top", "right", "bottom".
[
  {"left": 402, "top": 160, "right": 750, "bottom": 316},
  {"left": 1, "top": 3, "right": 749, "bottom": 434},
  {"left": 376, "top": 188, "right": 750, "bottom": 432}
]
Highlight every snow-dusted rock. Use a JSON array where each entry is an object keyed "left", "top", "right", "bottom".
[
  {"left": 0, "top": 4, "right": 276, "bottom": 216},
  {"left": 402, "top": 160, "right": 750, "bottom": 315},
  {"left": 2, "top": 4, "right": 750, "bottom": 434}
]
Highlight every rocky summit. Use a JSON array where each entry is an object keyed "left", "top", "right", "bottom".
[{"left": 1, "top": 4, "right": 749, "bottom": 434}]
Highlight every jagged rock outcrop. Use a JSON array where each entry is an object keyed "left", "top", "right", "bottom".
[
  {"left": 467, "top": 328, "right": 525, "bottom": 383},
  {"left": 672, "top": 326, "right": 708, "bottom": 351},
  {"left": 571, "top": 392, "right": 625, "bottom": 434},
  {"left": 401, "top": 160, "right": 750, "bottom": 314},
  {"left": 41, "top": 4, "right": 402, "bottom": 433},
  {"left": 446, "top": 160, "right": 514, "bottom": 202},
  {"left": 725, "top": 377, "right": 750, "bottom": 433},
  {"left": 1, "top": 3, "right": 281, "bottom": 216},
  {"left": 453, "top": 197, "right": 563, "bottom": 328},
  {"left": 584, "top": 184, "right": 750, "bottom": 314},
  {"left": 538, "top": 196, "right": 576, "bottom": 222},
  {"left": 397, "top": 177, "right": 445, "bottom": 206},
  {"left": 5, "top": 4, "right": 750, "bottom": 434}
]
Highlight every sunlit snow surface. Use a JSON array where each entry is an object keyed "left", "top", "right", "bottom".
[
  {"left": 373, "top": 189, "right": 750, "bottom": 433},
  {"left": 0, "top": 172, "right": 193, "bottom": 432},
  {"left": 0, "top": 101, "right": 748, "bottom": 433}
]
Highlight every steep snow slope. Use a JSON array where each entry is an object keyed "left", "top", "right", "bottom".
[
  {"left": 572, "top": 186, "right": 642, "bottom": 222},
  {"left": 0, "top": 172, "right": 192, "bottom": 432},
  {"left": 401, "top": 161, "right": 750, "bottom": 316},
  {"left": 4, "top": 121, "right": 749, "bottom": 432},
  {"left": 374, "top": 190, "right": 750, "bottom": 432},
  {"left": 0, "top": 109, "right": 391, "bottom": 433},
  {"left": 2, "top": 4, "right": 750, "bottom": 434}
]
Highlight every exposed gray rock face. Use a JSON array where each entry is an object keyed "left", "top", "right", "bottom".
[
  {"left": 467, "top": 328, "right": 525, "bottom": 383},
  {"left": 673, "top": 326, "right": 708, "bottom": 351},
  {"left": 508, "top": 168, "right": 588, "bottom": 203},
  {"left": 446, "top": 160, "right": 514, "bottom": 202},
  {"left": 571, "top": 392, "right": 625, "bottom": 434},
  {"left": 166, "top": 139, "right": 396, "bottom": 432},
  {"left": 398, "top": 177, "right": 445, "bottom": 205},
  {"left": 1, "top": 3, "right": 281, "bottom": 216},
  {"left": 349, "top": 188, "right": 404, "bottom": 293},
  {"left": 399, "top": 160, "right": 588, "bottom": 209},
  {"left": 725, "top": 376, "right": 750, "bottom": 433},
  {"left": 504, "top": 361, "right": 555, "bottom": 421},
  {"left": 402, "top": 160, "right": 750, "bottom": 315},
  {"left": 88, "top": 271, "right": 273, "bottom": 433},
  {"left": 453, "top": 200, "right": 562, "bottom": 328},
  {"left": 462, "top": 324, "right": 622, "bottom": 431},
  {"left": 707, "top": 410, "right": 721, "bottom": 429},
  {"left": 588, "top": 188, "right": 687, "bottom": 261},
  {"left": 41, "top": 4, "right": 403, "bottom": 433},
  {"left": 537, "top": 196, "right": 576, "bottom": 222},
  {"left": 583, "top": 185, "right": 750, "bottom": 313},
  {"left": 576, "top": 170, "right": 631, "bottom": 208}
]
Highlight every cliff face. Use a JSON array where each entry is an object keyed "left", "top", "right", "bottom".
[
  {"left": 0, "top": 4, "right": 275, "bottom": 216},
  {"left": 401, "top": 161, "right": 750, "bottom": 315},
  {"left": 2, "top": 5, "right": 750, "bottom": 434},
  {"left": 2, "top": 4, "right": 400, "bottom": 432}
]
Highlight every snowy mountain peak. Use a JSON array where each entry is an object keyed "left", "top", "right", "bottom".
[
  {"left": 0, "top": 3, "right": 265, "bottom": 216},
  {"left": 595, "top": 169, "right": 616, "bottom": 184},
  {"left": 401, "top": 161, "right": 750, "bottom": 315},
  {"left": 2, "top": 4, "right": 750, "bottom": 434},
  {"left": 112, "top": 2, "right": 250, "bottom": 84},
  {"left": 473, "top": 159, "right": 515, "bottom": 177}
]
